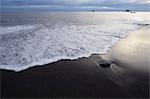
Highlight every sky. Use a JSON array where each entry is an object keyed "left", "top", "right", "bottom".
[{"left": 1, "top": 0, "right": 150, "bottom": 12}]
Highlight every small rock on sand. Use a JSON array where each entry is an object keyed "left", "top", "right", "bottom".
[{"left": 98, "top": 60, "right": 112, "bottom": 68}]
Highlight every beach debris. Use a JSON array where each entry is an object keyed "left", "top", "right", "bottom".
[{"left": 98, "top": 60, "right": 112, "bottom": 68}]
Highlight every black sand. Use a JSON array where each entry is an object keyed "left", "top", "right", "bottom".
[{"left": 0, "top": 55, "right": 149, "bottom": 98}]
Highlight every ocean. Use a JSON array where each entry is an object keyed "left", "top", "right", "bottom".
[{"left": 0, "top": 12, "right": 149, "bottom": 71}]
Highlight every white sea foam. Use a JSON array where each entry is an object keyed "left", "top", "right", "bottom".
[{"left": 0, "top": 21, "right": 143, "bottom": 71}]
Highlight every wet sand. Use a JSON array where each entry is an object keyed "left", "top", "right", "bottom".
[
  {"left": 0, "top": 27, "right": 150, "bottom": 98},
  {"left": 105, "top": 26, "right": 150, "bottom": 73}
]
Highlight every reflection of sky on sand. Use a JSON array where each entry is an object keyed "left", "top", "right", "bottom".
[{"left": 105, "top": 26, "right": 150, "bottom": 73}]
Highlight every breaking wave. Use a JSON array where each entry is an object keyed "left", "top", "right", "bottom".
[{"left": 0, "top": 22, "right": 142, "bottom": 71}]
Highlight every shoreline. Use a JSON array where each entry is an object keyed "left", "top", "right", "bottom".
[
  {"left": 104, "top": 26, "right": 150, "bottom": 73},
  {"left": 0, "top": 26, "right": 144, "bottom": 72},
  {"left": 1, "top": 54, "right": 149, "bottom": 98},
  {"left": 0, "top": 26, "right": 149, "bottom": 98}
]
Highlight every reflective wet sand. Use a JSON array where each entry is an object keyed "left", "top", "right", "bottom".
[
  {"left": 101, "top": 26, "right": 150, "bottom": 98},
  {"left": 105, "top": 26, "right": 150, "bottom": 73}
]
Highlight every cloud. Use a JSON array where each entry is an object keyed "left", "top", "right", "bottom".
[
  {"left": 145, "top": 0, "right": 150, "bottom": 4},
  {"left": 1, "top": 0, "right": 149, "bottom": 11},
  {"left": 2, "top": 0, "right": 150, "bottom": 5}
]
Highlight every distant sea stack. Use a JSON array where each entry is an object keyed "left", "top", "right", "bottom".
[
  {"left": 125, "top": 9, "right": 130, "bottom": 12},
  {"left": 92, "top": 10, "right": 96, "bottom": 12},
  {"left": 125, "top": 9, "right": 136, "bottom": 13}
]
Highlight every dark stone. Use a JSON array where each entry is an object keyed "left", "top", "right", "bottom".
[
  {"left": 125, "top": 10, "right": 130, "bottom": 12},
  {"left": 98, "top": 60, "right": 112, "bottom": 68},
  {"left": 92, "top": 10, "right": 95, "bottom": 12},
  {"left": 145, "top": 24, "right": 149, "bottom": 26}
]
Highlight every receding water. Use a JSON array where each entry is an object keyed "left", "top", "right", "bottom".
[{"left": 0, "top": 12, "right": 150, "bottom": 71}]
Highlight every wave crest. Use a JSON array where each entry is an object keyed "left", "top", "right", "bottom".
[{"left": 0, "top": 22, "right": 140, "bottom": 71}]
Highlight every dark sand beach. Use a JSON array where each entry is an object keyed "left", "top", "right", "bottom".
[
  {"left": 1, "top": 54, "right": 149, "bottom": 98},
  {"left": 0, "top": 27, "right": 149, "bottom": 98}
]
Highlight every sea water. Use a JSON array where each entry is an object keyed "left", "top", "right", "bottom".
[{"left": 0, "top": 12, "right": 149, "bottom": 71}]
